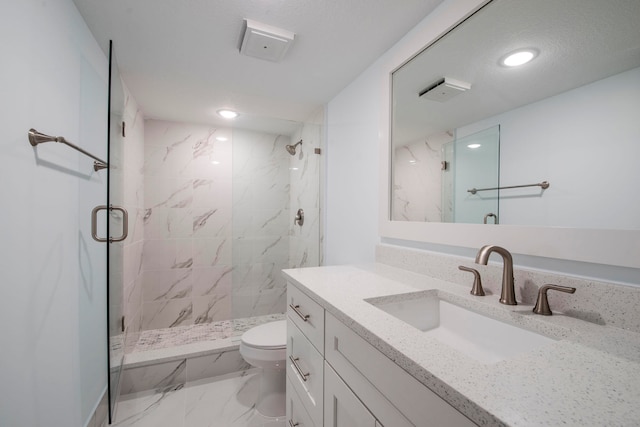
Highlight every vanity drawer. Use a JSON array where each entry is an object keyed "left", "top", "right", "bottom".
[
  {"left": 287, "top": 318, "right": 324, "bottom": 427},
  {"left": 287, "top": 376, "right": 317, "bottom": 427},
  {"left": 325, "top": 312, "right": 476, "bottom": 427},
  {"left": 287, "top": 282, "right": 325, "bottom": 354}
]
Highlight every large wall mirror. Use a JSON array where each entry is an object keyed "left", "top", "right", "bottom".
[
  {"left": 391, "top": 0, "right": 640, "bottom": 227},
  {"left": 380, "top": 0, "right": 640, "bottom": 268}
]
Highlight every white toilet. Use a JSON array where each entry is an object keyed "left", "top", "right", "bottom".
[{"left": 239, "top": 320, "right": 287, "bottom": 417}]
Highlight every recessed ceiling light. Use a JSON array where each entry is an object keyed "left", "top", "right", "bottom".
[
  {"left": 215, "top": 136, "right": 228, "bottom": 141},
  {"left": 211, "top": 160, "right": 221, "bottom": 165},
  {"left": 467, "top": 143, "right": 482, "bottom": 149},
  {"left": 500, "top": 49, "right": 538, "bottom": 67},
  {"left": 217, "top": 109, "right": 238, "bottom": 119}
]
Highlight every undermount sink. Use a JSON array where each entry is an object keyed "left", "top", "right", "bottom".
[{"left": 367, "top": 291, "right": 556, "bottom": 364}]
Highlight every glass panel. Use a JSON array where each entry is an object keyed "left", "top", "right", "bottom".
[
  {"left": 452, "top": 126, "right": 500, "bottom": 224},
  {"left": 231, "top": 116, "right": 323, "bottom": 320},
  {"left": 107, "top": 41, "right": 126, "bottom": 423},
  {"left": 441, "top": 141, "right": 454, "bottom": 223}
]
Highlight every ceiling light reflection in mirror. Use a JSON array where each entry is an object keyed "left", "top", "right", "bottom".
[{"left": 390, "top": 0, "right": 640, "bottom": 229}]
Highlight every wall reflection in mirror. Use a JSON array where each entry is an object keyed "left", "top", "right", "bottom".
[{"left": 391, "top": 0, "right": 640, "bottom": 229}]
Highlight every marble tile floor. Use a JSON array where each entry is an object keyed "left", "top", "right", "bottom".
[{"left": 112, "top": 369, "right": 285, "bottom": 427}]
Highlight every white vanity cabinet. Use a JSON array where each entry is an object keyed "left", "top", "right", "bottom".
[
  {"left": 325, "top": 312, "right": 476, "bottom": 427},
  {"left": 287, "top": 284, "right": 325, "bottom": 427},
  {"left": 287, "top": 376, "right": 317, "bottom": 427},
  {"left": 288, "top": 283, "right": 325, "bottom": 352},
  {"left": 286, "top": 282, "right": 476, "bottom": 427},
  {"left": 287, "top": 318, "right": 324, "bottom": 426}
]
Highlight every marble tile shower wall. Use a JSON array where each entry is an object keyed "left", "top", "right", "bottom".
[
  {"left": 231, "top": 129, "right": 291, "bottom": 318},
  {"left": 393, "top": 131, "right": 453, "bottom": 222},
  {"left": 289, "top": 109, "right": 323, "bottom": 268},
  {"left": 142, "top": 120, "right": 234, "bottom": 330},
  {"left": 140, "top": 121, "right": 295, "bottom": 329}
]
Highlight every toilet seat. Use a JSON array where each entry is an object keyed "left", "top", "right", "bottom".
[{"left": 240, "top": 320, "right": 287, "bottom": 350}]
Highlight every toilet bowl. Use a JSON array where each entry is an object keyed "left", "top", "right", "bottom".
[{"left": 239, "top": 320, "right": 287, "bottom": 417}]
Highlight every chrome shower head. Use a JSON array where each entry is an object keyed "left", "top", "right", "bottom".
[{"left": 285, "top": 139, "right": 302, "bottom": 155}]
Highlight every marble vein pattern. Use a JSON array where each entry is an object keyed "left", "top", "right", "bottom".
[
  {"left": 139, "top": 115, "right": 322, "bottom": 331},
  {"left": 288, "top": 113, "right": 322, "bottom": 269},
  {"left": 142, "top": 120, "right": 234, "bottom": 330},
  {"left": 113, "top": 371, "right": 285, "bottom": 427},
  {"left": 231, "top": 129, "right": 291, "bottom": 319},
  {"left": 120, "top": 359, "right": 187, "bottom": 395},
  {"left": 131, "top": 313, "right": 285, "bottom": 353},
  {"left": 392, "top": 131, "right": 453, "bottom": 222}
]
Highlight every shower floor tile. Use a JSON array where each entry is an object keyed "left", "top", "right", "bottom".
[
  {"left": 112, "top": 369, "right": 285, "bottom": 427},
  {"left": 132, "top": 313, "right": 285, "bottom": 352},
  {"left": 124, "top": 313, "right": 286, "bottom": 367}
]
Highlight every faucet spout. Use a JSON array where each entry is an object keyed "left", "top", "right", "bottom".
[{"left": 475, "top": 245, "right": 517, "bottom": 305}]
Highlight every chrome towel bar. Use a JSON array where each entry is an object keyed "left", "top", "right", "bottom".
[
  {"left": 467, "top": 180, "right": 549, "bottom": 195},
  {"left": 28, "top": 128, "right": 108, "bottom": 171}
]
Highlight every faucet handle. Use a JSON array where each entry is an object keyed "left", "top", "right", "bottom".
[
  {"left": 458, "top": 266, "right": 485, "bottom": 296},
  {"left": 533, "top": 284, "right": 576, "bottom": 315}
]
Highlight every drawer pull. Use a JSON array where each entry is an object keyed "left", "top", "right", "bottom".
[
  {"left": 289, "top": 356, "right": 310, "bottom": 381},
  {"left": 289, "top": 304, "right": 310, "bottom": 322},
  {"left": 288, "top": 421, "right": 300, "bottom": 427}
]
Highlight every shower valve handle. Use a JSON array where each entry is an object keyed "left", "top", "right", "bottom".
[{"left": 294, "top": 208, "right": 304, "bottom": 226}]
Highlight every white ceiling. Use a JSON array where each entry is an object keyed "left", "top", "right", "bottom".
[
  {"left": 392, "top": 0, "right": 640, "bottom": 145},
  {"left": 72, "top": 0, "right": 444, "bottom": 134}
]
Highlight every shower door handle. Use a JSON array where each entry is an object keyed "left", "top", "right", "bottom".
[
  {"left": 483, "top": 212, "right": 498, "bottom": 224},
  {"left": 91, "top": 205, "right": 129, "bottom": 243}
]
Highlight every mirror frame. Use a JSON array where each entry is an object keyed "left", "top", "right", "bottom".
[{"left": 378, "top": 0, "right": 639, "bottom": 269}]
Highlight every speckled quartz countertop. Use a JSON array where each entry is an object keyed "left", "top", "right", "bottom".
[{"left": 282, "top": 264, "right": 640, "bottom": 427}]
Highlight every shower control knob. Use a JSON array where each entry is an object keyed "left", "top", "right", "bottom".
[{"left": 294, "top": 208, "right": 304, "bottom": 226}]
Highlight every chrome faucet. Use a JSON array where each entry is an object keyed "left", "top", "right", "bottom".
[{"left": 475, "top": 245, "right": 517, "bottom": 305}]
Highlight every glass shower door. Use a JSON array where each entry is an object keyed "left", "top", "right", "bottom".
[
  {"left": 231, "top": 116, "right": 323, "bottom": 321},
  {"left": 106, "top": 41, "right": 126, "bottom": 423},
  {"left": 453, "top": 125, "right": 500, "bottom": 224}
]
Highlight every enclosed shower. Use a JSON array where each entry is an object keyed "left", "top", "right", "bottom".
[{"left": 106, "top": 48, "right": 323, "bottom": 420}]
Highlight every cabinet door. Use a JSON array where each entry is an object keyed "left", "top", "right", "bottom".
[
  {"left": 325, "top": 312, "right": 476, "bottom": 427},
  {"left": 324, "top": 362, "right": 376, "bottom": 427},
  {"left": 287, "top": 376, "right": 317, "bottom": 427}
]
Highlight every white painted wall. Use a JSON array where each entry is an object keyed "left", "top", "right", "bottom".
[
  {"left": 0, "top": 1, "right": 108, "bottom": 426},
  {"left": 324, "top": 0, "right": 639, "bottom": 283},
  {"left": 326, "top": 66, "right": 381, "bottom": 265},
  {"left": 325, "top": 0, "right": 486, "bottom": 265},
  {"left": 457, "top": 67, "right": 640, "bottom": 229}
]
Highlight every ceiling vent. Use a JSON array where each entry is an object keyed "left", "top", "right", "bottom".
[
  {"left": 419, "top": 77, "right": 471, "bottom": 102},
  {"left": 240, "top": 19, "right": 295, "bottom": 62}
]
